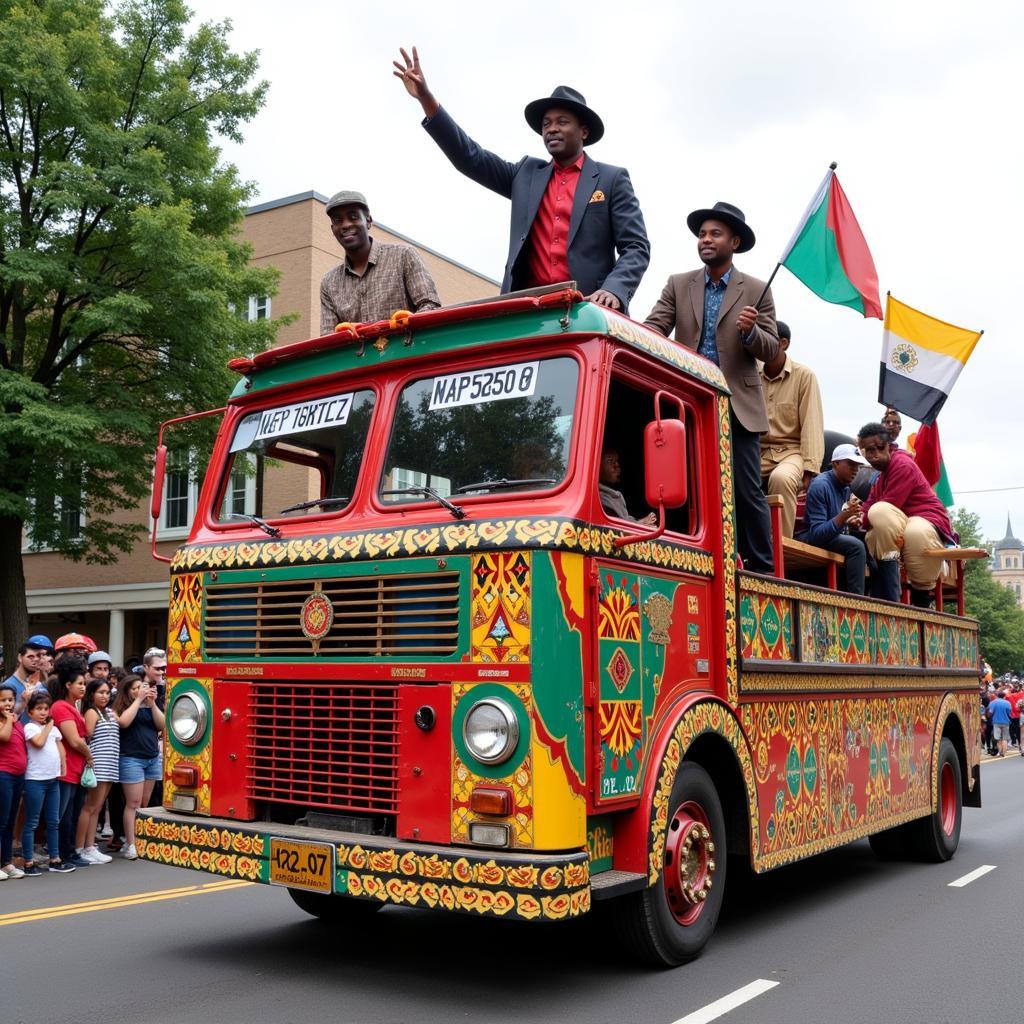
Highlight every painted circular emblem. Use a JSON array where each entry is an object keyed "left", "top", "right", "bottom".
[
  {"left": 300, "top": 592, "right": 334, "bottom": 640},
  {"left": 890, "top": 342, "right": 918, "bottom": 373}
]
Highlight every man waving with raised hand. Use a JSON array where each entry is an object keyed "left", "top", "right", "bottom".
[{"left": 394, "top": 46, "right": 650, "bottom": 313}]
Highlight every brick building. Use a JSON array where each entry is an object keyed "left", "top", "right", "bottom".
[
  {"left": 992, "top": 516, "right": 1024, "bottom": 609},
  {"left": 22, "top": 191, "right": 497, "bottom": 663}
]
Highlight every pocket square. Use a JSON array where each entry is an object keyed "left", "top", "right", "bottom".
[{"left": 589, "top": 190, "right": 605, "bottom": 204}]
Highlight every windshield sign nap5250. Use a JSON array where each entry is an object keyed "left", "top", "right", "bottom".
[{"left": 428, "top": 361, "right": 539, "bottom": 411}]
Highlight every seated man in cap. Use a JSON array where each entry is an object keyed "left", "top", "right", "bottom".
[
  {"left": 643, "top": 202, "right": 780, "bottom": 574},
  {"left": 759, "top": 321, "right": 823, "bottom": 538},
  {"left": 394, "top": 47, "right": 650, "bottom": 312},
  {"left": 857, "top": 421, "right": 958, "bottom": 606},
  {"left": 320, "top": 190, "right": 441, "bottom": 335},
  {"left": 796, "top": 444, "right": 872, "bottom": 595}
]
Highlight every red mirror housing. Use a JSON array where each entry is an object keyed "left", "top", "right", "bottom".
[
  {"left": 644, "top": 417, "right": 687, "bottom": 509},
  {"left": 151, "top": 444, "right": 168, "bottom": 520}
]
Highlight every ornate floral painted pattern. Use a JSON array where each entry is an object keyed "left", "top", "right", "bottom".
[
  {"left": 135, "top": 812, "right": 588, "bottom": 922},
  {"left": 719, "top": 396, "right": 739, "bottom": 704},
  {"left": 470, "top": 552, "right": 531, "bottom": 663},
  {"left": 162, "top": 678, "right": 213, "bottom": 814},
  {"left": 647, "top": 702, "right": 758, "bottom": 885},
  {"left": 741, "top": 693, "right": 956, "bottom": 871},
  {"left": 169, "top": 518, "right": 716, "bottom": 577},
  {"left": 167, "top": 573, "right": 203, "bottom": 663}
]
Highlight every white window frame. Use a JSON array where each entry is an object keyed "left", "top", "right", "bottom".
[
  {"left": 21, "top": 488, "right": 87, "bottom": 553},
  {"left": 247, "top": 295, "right": 271, "bottom": 322},
  {"left": 218, "top": 454, "right": 258, "bottom": 522},
  {"left": 156, "top": 452, "right": 199, "bottom": 540}
]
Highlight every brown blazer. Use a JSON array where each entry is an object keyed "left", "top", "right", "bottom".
[{"left": 643, "top": 266, "right": 780, "bottom": 433}]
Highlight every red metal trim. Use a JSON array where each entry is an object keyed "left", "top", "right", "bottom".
[{"left": 233, "top": 289, "right": 584, "bottom": 375}]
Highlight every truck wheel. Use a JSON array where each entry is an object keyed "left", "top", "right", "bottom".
[
  {"left": 287, "top": 887, "right": 383, "bottom": 922},
  {"left": 907, "top": 737, "right": 962, "bottom": 862},
  {"left": 615, "top": 762, "right": 726, "bottom": 967}
]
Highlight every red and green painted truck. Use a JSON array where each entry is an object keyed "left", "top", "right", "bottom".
[{"left": 142, "top": 287, "right": 980, "bottom": 965}]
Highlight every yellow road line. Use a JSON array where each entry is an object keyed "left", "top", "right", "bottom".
[{"left": 0, "top": 878, "right": 253, "bottom": 926}]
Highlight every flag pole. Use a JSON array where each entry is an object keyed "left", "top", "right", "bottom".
[{"left": 755, "top": 161, "right": 838, "bottom": 310}]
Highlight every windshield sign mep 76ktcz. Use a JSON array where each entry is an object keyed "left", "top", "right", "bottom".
[{"left": 230, "top": 393, "right": 354, "bottom": 452}]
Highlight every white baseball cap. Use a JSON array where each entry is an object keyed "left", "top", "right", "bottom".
[{"left": 831, "top": 443, "right": 870, "bottom": 466}]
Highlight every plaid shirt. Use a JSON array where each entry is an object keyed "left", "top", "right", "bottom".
[{"left": 319, "top": 239, "right": 441, "bottom": 334}]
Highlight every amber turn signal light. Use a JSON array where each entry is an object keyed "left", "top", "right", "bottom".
[
  {"left": 171, "top": 764, "right": 199, "bottom": 788},
  {"left": 469, "top": 786, "right": 512, "bottom": 816}
]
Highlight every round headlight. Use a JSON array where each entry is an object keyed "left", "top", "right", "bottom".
[
  {"left": 169, "top": 692, "right": 207, "bottom": 746},
  {"left": 462, "top": 698, "right": 519, "bottom": 765}
]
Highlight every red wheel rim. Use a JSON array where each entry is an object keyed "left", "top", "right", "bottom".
[
  {"left": 939, "top": 761, "right": 957, "bottom": 837},
  {"left": 663, "top": 800, "right": 717, "bottom": 926}
]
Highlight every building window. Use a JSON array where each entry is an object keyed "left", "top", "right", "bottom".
[
  {"left": 157, "top": 451, "right": 199, "bottom": 538},
  {"left": 219, "top": 454, "right": 257, "bottom": 519},
  {"left": 21, "top": 470, "right": 86, "bottom": 552},
  {"left": 247, "top": 295, "right": 271, "bottom": 322}
]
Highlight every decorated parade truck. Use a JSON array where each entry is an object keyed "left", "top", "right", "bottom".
[{"left": 141, "top": 287, "right": 980, "bottom": 965}]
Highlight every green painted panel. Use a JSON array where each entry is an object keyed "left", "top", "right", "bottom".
[{"left": 530, "top": 552, "right": 586, "bottom": 784}]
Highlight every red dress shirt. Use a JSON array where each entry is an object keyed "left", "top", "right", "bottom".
[{"left": 525, "top": 153, "right": 585, "bottom": 287}]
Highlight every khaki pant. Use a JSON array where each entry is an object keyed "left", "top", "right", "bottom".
[
  {"left": 865, "top": 501, "right": 948, "bottom": 590},
  {"left": 761, "top": 450, "right": 804, "bottom": 538}
]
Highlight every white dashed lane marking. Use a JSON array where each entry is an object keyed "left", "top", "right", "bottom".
[
  {"left": 671, "top": 978, "right": 780, "bottom": 1024},
  {"left": 948, "top": 864, "right": 997, "bottom": 887}
]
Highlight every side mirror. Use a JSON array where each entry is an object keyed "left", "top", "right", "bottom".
[
  {"left": 151, "top": 444, "right": 168, "bottom": 521},
  {"left": 644, "top": 417, "right": 687, "bottom": 509}
]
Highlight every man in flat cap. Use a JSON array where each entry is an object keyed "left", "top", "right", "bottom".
[
  {"left": 643, "top": 202, "right": 780, "bottom": 574},
  {"left": 394, "top": 47, "right": 650, "bottom": 312},
  {"left": 320, "top": 190, "right": 441, "bottom": 335}
]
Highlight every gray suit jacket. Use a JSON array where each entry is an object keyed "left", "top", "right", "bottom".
[
  {"left": 643, "top": 267, "right": 780, "bottom": 433},
  {"left": 423, "top": 107, "right": 650, "bottom": 311}
]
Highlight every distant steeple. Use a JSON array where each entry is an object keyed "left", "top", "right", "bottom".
[{"left": 996, "top": 515, "right": 1023, "bottom": 551}]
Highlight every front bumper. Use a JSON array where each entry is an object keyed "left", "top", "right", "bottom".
[{"left": 136, "top": 809, "right": 591, "bottom": 922}]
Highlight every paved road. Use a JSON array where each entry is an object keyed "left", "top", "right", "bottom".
[{"left": 6, "top": 753, "right": 1022, "bottom": 1024}]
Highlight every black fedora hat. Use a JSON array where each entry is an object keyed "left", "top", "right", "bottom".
[
  {"left": 686, "top": 201, "right": 756, "bottom": 253},
  {"left": 524, "top": 86, "right": 604, "bottom": 146}
]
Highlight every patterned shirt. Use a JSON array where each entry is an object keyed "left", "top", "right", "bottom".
[
  {"left": 698, "top": 267, "right": 732, "bottom": 364},
  {"left": 319, "top": 239, "right": 441, "bottom": 335}
]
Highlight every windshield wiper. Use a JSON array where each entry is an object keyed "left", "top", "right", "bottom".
[
  {"left": 227, "top": 513, "right": 281, "bottom": 538},
  {"left": 455, "top": 477, "right": 557, "bottom": 494},
  {"left": 278, "top": 496, "right": 350, "bottom": 515},
  {"left": 382, "top": 486, "right": 466, "bottom": 520}
]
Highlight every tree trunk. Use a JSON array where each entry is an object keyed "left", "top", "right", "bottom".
[{"left": 0, "top": 514, "right": 30, "bottom": 667}]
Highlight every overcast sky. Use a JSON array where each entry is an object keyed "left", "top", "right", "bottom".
[{"left": 190, "top": 0, "right": 1022, "bottom": 543}]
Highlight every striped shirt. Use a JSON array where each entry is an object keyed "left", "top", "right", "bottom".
[{"left": 87, "top": 709, "right": 120, "bottom": 782}]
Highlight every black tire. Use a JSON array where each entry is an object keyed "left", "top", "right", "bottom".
[
  {"left": 615, "top": 762, "right": 726, "bottom": 967},
  {"left": 287, "top": 887, "right": 383, "bottom": 922},
  {"left": 906, "top": 737, "right": 962, "bottom": 862}
]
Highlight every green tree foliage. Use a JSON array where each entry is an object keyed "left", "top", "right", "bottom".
[
  {"left": 952, "top": 508, "right": 1024, "bottom": 673},
  {"left": 0, "top": 0, "right": 278, "bottom": 656}
]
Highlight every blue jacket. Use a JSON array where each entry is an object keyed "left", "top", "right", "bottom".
[
  {"left": 423, "top": 107, "right": 650, "bottom": 311},
  {"left": 797, "top": 469, "right": 849, "bottom": 547}
]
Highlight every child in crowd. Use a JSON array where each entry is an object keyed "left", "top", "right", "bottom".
[
  {"left": 22, "top": 691, "right": 70, "bottom": 874},
  {"left": 76, "top": 679, "right": 118, "bottom": 863},
  {"left": 0, "top": 683, "right": 27, "bottom": 879}
]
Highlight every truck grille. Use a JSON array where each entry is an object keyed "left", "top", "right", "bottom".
[
  {"left": 247, "top": 680, "right": 399, "bottom": 814},
  {"left": 204, "top": 572, "right": 460, "bottom": 658}
]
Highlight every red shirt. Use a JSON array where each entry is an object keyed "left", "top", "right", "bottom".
[
  {"left": 862, "top": 449, "right": 955, "bottom": 542},
  {"left": 0, "top": 719, "right": 27, "bottom": 775},
  {"left": 526, "top": 153, "right": 585, "bottom": 288},
  {"left": 51, "top": 700, "right": 87, "bottom": 783}
]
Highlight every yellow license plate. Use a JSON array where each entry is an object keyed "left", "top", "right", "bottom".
[{"left": 269, "top": 838, "right": 334, "bottom": 893}]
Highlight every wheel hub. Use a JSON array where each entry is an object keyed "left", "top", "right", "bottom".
[{"left": 664, "top": 804, "right": 717, "bottom": 925}]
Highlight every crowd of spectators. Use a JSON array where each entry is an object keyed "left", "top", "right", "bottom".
[{"left": 0, "top": 633, "right": 165, "bottom": 878}]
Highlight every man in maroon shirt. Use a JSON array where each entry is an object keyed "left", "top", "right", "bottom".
[
  {"left": 394, "top": 47, "right": 650, "bottom": 311},
  {"left": 858, "top": 421, "right": 957, "bottom": 606}
]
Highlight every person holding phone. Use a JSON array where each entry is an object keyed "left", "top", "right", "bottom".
[{"left": 113, "top": 675, "right": 165, "bottom": 860}]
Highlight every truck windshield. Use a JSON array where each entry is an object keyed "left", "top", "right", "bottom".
[
  {"left": 215, "top": 389, "right": 376, "bottom": 523},
  {"left": 380, "top": 356, "right": 578, "bottom": 504}
]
